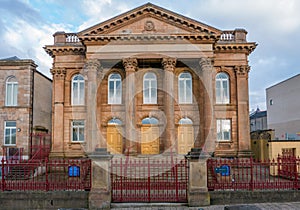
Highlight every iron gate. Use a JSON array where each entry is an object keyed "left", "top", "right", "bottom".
[{"left": 111, "top": 156, "right": 188, "bottom": 203}]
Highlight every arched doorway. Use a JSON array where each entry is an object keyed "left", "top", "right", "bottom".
[
  {"left": 177, "top": 117, "right": 194, "bottom": 154},
  {"left": 107, "top": 118, "right": 123, "bottom": 154},
  {"left": 141, "top": 117, "right": 159, "bottom": 154}
]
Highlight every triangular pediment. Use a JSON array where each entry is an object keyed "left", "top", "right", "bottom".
[{"left": 78, "top": 3, "right": 222, "bottom": 37}]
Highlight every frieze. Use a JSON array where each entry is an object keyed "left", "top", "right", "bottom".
[{"left": 162, "top": 57, "right": 177, "bottom": 71}]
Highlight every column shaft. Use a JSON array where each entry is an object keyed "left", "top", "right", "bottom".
[
  {"left": 123, "top": 58, "right": 138, "bottom": 155},
  {"left": 162, "top": 57, "right": 176, "bottom": 153}
]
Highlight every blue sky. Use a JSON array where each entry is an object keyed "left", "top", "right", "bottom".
[{"left": 1, "top": 0, "right": 300, "bottom": 111}]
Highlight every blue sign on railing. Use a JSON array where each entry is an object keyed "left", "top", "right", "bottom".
[
  {"left": 68, "top": 165, "right": 80, "bottom": 177},
  {"left": 215, "top": 164, "right": 230, "bottom": 176}
]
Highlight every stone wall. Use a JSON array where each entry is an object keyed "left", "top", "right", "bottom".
[
  {"left": 210, "top": 190, "right": 300, "bottom": 205},
  {"left": 0, "top": 191, "right": 89, "bottom": 210}
]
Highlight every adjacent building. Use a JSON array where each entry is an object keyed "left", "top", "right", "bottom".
[
  {"left": 250, "top": 108, "right": 267, "bottom": 132},
  {"left": 266, "top": 74, "right": 300, "bottom": 140},
  {"left": 44, "top": 3, "right": 256, "bottom": 158},
  {"left": 0, "top": 56, "right": 52, "bottom": 159}
]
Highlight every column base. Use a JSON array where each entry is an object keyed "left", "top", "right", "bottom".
[
  {"left": 89, "top": 189, "right": 110, "bottom": 210},
  {"left": 49, "top": 151, "right": 65, "bottom": 159},
  {"left": 238, "top": 150, "right": 253, "bottom": 158},
  {"left": 188, "top": 190, "right": 210, "bottom": 207}
]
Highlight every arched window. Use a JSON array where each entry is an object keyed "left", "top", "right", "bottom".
[
  {"left": 142, "top": 117, "right": 159, "bottom": 125},
  {"left": 178, "top": 117, "right": 193, "bottom": 125},
  {"left": 143, "top": 72, "right": 157, "bottom": 104},
  {"left": 71, "top": 74, "right": 85, "bottom": 105},
  {"left": 5, "top": 76, "right": 18, "bottom": 106},
  {"left": 108, "top": 118, "right": 122, "bottom": 125},
  {"left": 108, "top": 73, "right": 122, "bottom": 104},
  {"left": 178, "top": 72, "right": 192, "bottom": 104},
  {"left": 216, "top": 72, "right": 230, "bottom": 104}
]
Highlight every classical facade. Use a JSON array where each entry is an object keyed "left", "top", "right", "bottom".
[
  {"left": 0, "top": 57, "right": 52, "bottom": 159},
  {"left": 45, "top": 3, "right": 256, "bottom": 158}
]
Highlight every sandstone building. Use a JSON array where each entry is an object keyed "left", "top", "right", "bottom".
[
  {"left": 45, "top": 3, "right": 256, "bottom": 158},
  {"left": 0, "top": 57, "right": 52, "bottom": 159}
]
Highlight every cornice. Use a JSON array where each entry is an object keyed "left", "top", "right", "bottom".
[
  {"left": 44, "top": 45, "right": 85, "bottom": 57},
  {"left": 214, "top": 42, "right": 257, "bottom": 55},
  {"left": 80, "top": 34, "right": 219, "bottom": 43}
]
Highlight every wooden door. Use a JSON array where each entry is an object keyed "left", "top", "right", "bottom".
[
  {"left": 178, "top": 125, "right": 194, "bottom": 154},
  {"left": 107, "top": 126, "right": 123, "bottom": 154},
  {"left": 141, "top": 126, "right": 159, "bottom": 154}
]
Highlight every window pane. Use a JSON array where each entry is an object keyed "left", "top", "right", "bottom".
[
  {"left": 11, "top": 129, "right": 16, "bottom": 144},
  {"left": 73, "top": 128, "right": 78, "bottom": 141}
]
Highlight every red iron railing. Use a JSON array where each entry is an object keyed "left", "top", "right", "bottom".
[
  {"left": 207, "top": 156, "right": 300, "bottom": 191},
  {"left": 0, "top": 158, "right": 91, "bottom": 191},
  {"left": 30, "top": 133, "right": 51, "bottom": 162},
  {"left": 111, "top": 156, "right": 188, "bottom": 203}
]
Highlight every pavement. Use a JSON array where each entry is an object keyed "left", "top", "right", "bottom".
[{"left": 110, "top": 202, "right": 300, "bottom": 210}]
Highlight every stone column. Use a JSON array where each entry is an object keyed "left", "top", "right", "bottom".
[
  {"left": 162, "top": 57, "right": 177, "bottom": 153},
  {"left": 199, "top": 58, "right": 215, "bottom": 153},
  {"left": 186, "top": 149, "right": 210, "bottom": 206},
  {"left": 88, "top": 148, "right": 113, "bottom": 209},
  {"left": 235, "top": 65, "right": 252, "bottom": 157},
  {"left": 50, "top": 67, "right": 66, "bottom": 158},
  {"left": 122, "top": 58, "right": 138, "bottom": 155},
  {"left": 84, "top": 59, "right": 102, "bottom": 153}
]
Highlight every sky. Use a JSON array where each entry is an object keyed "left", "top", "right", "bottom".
[{"left": 1, "top": 0, "right": 299, "bottom": 111}]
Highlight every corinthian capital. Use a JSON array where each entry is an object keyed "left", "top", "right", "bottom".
[
  {"left": 122, "top": 58, "right": 138, "bottom": 72},
  {"left": 235, "top": 65, "right": 250, "bottom": 76},
  {"left": 84, "top": 59, "right": 101, "bottom": 72},
  {"left": 199, "top": 57, "right": 214, "bottom": 70},
  {"left": 50, "top": 67, "right": 66, "bottom": 79},
  {"left": 162, "top": 57, "right": 177, "bottom": 72}
]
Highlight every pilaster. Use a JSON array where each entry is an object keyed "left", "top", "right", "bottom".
[
  {"left": 123, "top": 58, "right": 138, "bottom": 155},
  {"left": 235, "top": 65, "right": 252, "bottom": 157},
  {"left": 50, "top": 67, "right": 66, "bottom": 158},
  {"left": 162, "top": 57, "right": 176, "bottom": 153}
]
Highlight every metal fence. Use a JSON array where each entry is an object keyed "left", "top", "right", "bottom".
[
  {"left": 111, "top": 156, "right": 188, "bottom": 202},
  {"left": 0, "top": 158, "right": 91, "bottom": 191},
  {"left": 207, "top": 156, "right": 300, "bottom": 191}
]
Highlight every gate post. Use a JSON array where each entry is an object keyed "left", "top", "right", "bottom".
[
  {"left": 88, "top": 148, "right": 113, "bottom": 210},
  {"left": 186, "top": 148, "right": 210, "bottom": 207}
]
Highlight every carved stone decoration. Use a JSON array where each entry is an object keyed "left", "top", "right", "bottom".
[
  {"left": 50, "top": 67, "right": 66, "bottom": 79},
  {"left": 162, "top": 57, "right": 177, "bottom": 72},
  {"left": 122, "top": 58, "right": 138, "bottom": 72},
  {"left": 144, "top": 20, "right": 155, "bottom": 31},
  {"left": 83, "top": 59, "right": 104, "bottom": 81},
  {"left": 199, "top": 57, "right": 214, "bottom": 70},
  {"left": 235, "top": 65, "right": 250, "bottom": 76}
]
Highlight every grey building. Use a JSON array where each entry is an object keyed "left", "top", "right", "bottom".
[{"left": 266, "top": 74, "right": 300, "bottom": 140}]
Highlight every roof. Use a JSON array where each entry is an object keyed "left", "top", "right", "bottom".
[
  {"left": 250, "top": 108, "right": 267, "bottom": 119},
  {"left": 266, "top": 73, "right": 300, "bottom": 90},
  {"left": 0, "top": 56, "right": 21, "bottom": 61}
]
